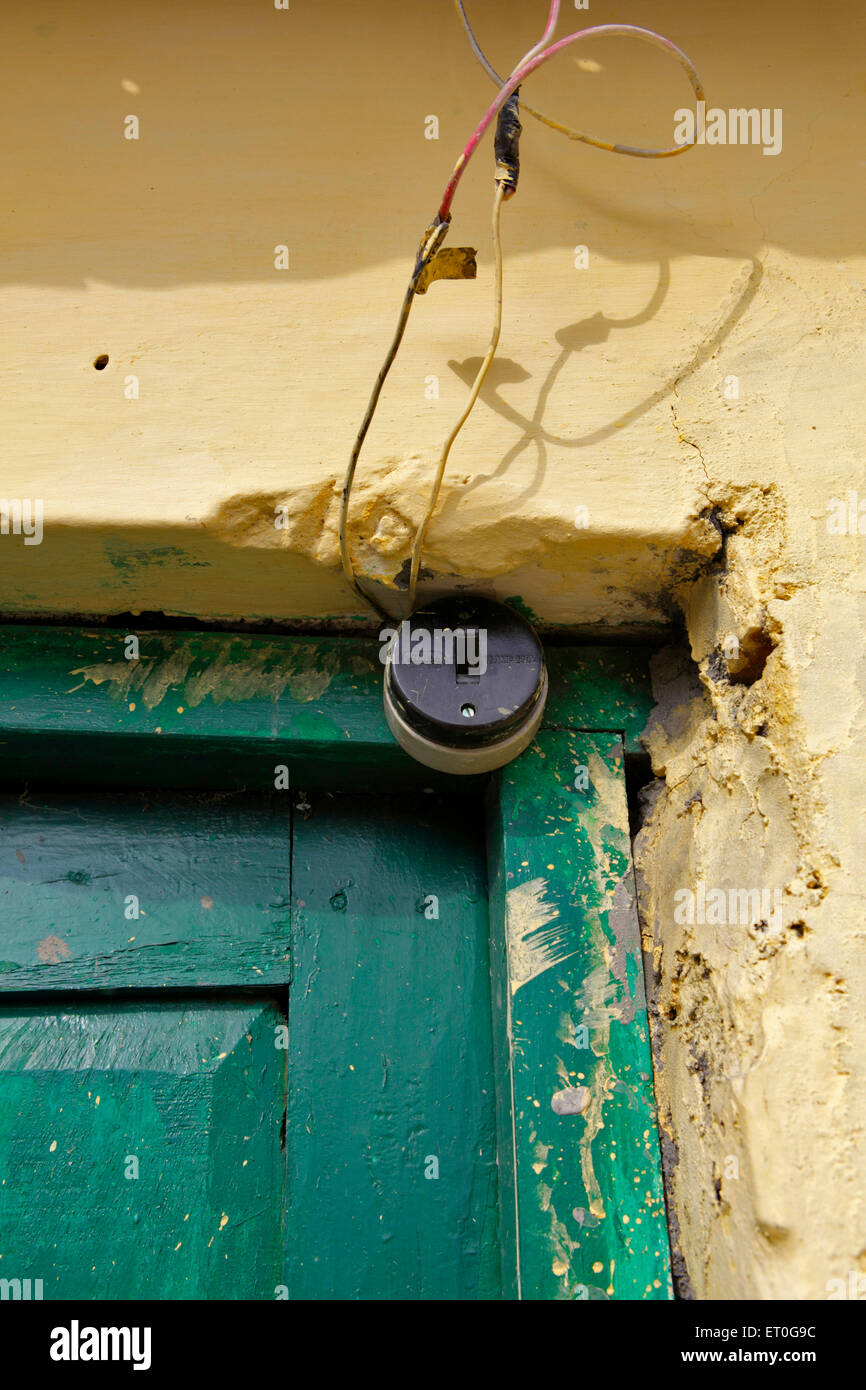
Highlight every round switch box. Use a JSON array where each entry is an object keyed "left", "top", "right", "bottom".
[{"left": 383, "top": 596, "right": 548, "bottom": 774}]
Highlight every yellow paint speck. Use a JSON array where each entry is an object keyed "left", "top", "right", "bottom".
[
  {"left": 552, "top": 1259, "right": 568, "bottom": 1277},
  {"left": 49, "top": 1140, "right": 57, "bottom": 1152},
  {"left": 219, "top": 1213, "right": 229, "bottom": 1230},
  {"left": 592, "top": 1261, "right": 604, "bottom": 1273},
  {"left": 95, "top": 1096, "right": 100, "bottom": 1106},
  {"left": 128, "top": 702, "right": 136, "bottom": 711},
  {"left": 174, "top": 1242, "right": 182, "bottom": 1251},
  {"left": 177, "top": 706, "right": 184, "bottom": 714}
]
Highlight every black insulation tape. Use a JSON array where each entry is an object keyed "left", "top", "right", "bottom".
[{"left": 494, "top": 87, "right": 522, "bottom": 195}]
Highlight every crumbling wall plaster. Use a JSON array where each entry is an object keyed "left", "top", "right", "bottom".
[{"left": 634, "top": 472, "right": 864, "bottom": 1302}]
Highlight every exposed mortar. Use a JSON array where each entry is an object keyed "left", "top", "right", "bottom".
[{"left": 632, "top": 484, "right": 854, "bottom": 1299}]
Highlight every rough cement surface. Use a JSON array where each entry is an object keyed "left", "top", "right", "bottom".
[{"left": 634, "top": 487, "right": 864, "bottom": 1299}]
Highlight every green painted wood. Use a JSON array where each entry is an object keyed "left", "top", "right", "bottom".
[
  {"left": 0, "top": 623, "right": 668, "bottom": 1302},
  {"left": 0, "top": 791, "right": 290, "bottom": 991},
  {"left": 0, "top": 627, "right": 654, "bottom": 792},
  {"left": 487, "top": 731, "right": 672, "bottom": 1300},
  {"left": 286, "top": 792, "right": 500, "bottom": 1300},
  {"left": 543, "top": 646, "right": 654, "bottom": 753},
  {"left": 0, "top": 627, "right": 395, "bottom": 792},
  {"left": 0, "top": 999, "right": 285, "bottom": 1299}
]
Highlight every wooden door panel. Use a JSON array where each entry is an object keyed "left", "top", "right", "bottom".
[
  {"left": 0, "top": 999, "right": 285, "bottom": 1300},
  {"left": 286, "top": 793, "right": 500, "bottom": 1299},
  {"left": 0, "top": 791, "right": 291, "bottom": 990}
]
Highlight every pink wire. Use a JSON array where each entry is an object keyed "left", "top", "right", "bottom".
[
  {"left": 438, "top": 22, "right": 705, "bottom": 222},
  {"left": 517, "top": 0, "right": 561, "bottom": 69}
]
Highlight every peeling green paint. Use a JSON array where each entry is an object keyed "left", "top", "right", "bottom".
[
  {"left": 488, "top": 732, "right": 672, "bottom": 1300},
  {"left": 69, "top": 638, "right": 346, "bottom": 709}
]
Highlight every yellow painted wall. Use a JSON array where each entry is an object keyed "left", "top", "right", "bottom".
[{"left": 2, "top": 0, "right": 864, "bottom": 1298}]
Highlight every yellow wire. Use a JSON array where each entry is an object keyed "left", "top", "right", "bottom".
[{"left": 409, "top": 182, "right": 506, "bottom": 609}]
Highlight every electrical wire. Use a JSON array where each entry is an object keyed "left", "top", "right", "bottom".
[
  {"left": 338, "top": 216, "right": 450, "bottom": 609},
  {"left": 455, "top": 1, "right": 704, "bottom": 159},
  {"left": 409, "top": 182, "right": 507, "bottom": 609},
  {"left": 338, "top": 8, "right": 705, "bottom": 614},
  {"left": 438, "top": 23, "right": 706, "bottom": 220},
  {"left": 513, "top": 0, "right": 561, "bottom": 70},
  {"left": 338, "top": 7, "right": 558, "bottom": 609}
]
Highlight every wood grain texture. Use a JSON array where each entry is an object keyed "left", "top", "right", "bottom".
[
  {"left": 287, "top": 792, "right": 500, "bottom": 1300},
  {"left": 0, "top": 627, "right": 654, "bottom": 794},
  {"left": 0, "top": 791, "right": 290, "bottom": 991},
  {"left": 0, "top": 999, "right": 285, "bottom": 1299},
  {"left": 487, "top": 731, "right": 672, "bottom": 1300}
]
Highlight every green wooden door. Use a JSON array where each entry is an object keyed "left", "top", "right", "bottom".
[
  {"left": 0, "top": 790, "right": 291, "bottom": 1300},
  {"left": 0, "top": 627, "right": 671, "bottom": 1301},
  {"left": 0, "top": 787, "right": 497, "bottom": 1300},
  {"left": 0, "top": 1000, "right": 285, "bottom": 1299}
]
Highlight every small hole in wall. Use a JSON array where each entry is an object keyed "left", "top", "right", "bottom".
[{"left": 93, "top": 354, "right": 109, "bottom": 370}]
